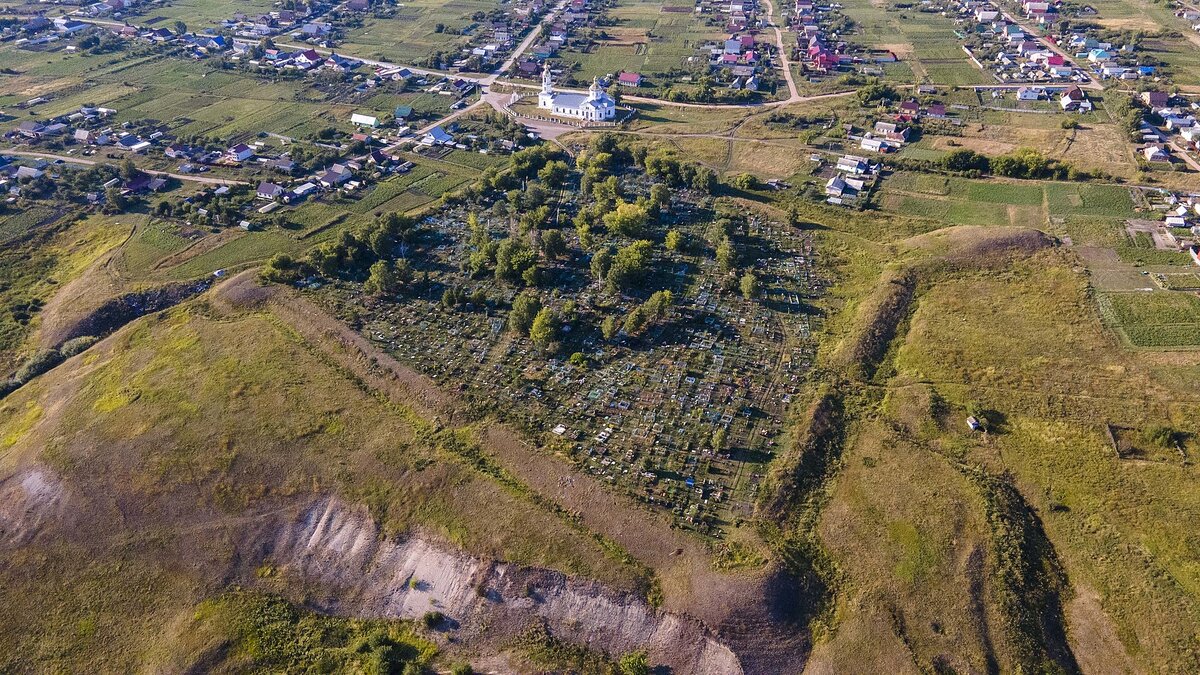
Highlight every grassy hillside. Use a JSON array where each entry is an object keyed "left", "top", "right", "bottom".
[
  {"left": 0, "top": 298, "right": 645, "bottom": 671},
  {"left": 787, "top": 215, "right": 1200, "bottom": 673},
  {"left": 0, "top": 211, "right": 131, "bottom": 373}
]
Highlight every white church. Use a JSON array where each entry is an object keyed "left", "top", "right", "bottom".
[{"left": 537, "top": 64, "right": 616, "bottom": 121}]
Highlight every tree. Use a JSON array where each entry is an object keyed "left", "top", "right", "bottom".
[
  {"left": 689, "top": 166, "right": 716, "bottom": 193},
  {"left": 649, "top": 183, "right": 671, "bottom": 212},
  {"left": 102, "top": 186, "right": 127, "bottom": 214},
  {"left": 601, "top": 315, "right": 620, "bottom": 340},
  {"left": 591, "top": 175, "right": 621, "bottom": 210},
  {"left": 711, "top": 427, "right": 727, "bottom": 452},
  {"left": 119, "top": 157, "right": 139, "bottom": 180},
  {"left": 942, "top": 149, "right": 989, "bottom": 173},
  {"left": 363, "top": 259, "right": 409, "bottom": 296},
  {"left": 260, "top": 253, "right": 305, "bottom": 284},
  {"left": 731, "top": 173, "right": 758, "bottom": 190},
  {"left": 590, "top": 246, "right": 615, "bottom": 284},
  {"left": 624, "top": 290, "right": 673, "bottom": 336},
  {"left": 495, "top": 237, "right": 536, "bottom": 285},
  {"left": 537, "top": 159, "right": 570, "bottom": 185},
  {"left": 716, "top": 236, "right": 736, "bottom": 274},
  {"left": 664, "top": 229, "right": 684, "bottom": 252},
  {"left": 623, "top": 305, "right": 650, "bottom": 335},
  {"left": 644, "top": 289, "right": 673, "bottom": 317},
  {"left": 529, "top": 307, "right": 558, "bottom": 348},
  {"left": 541, "top": 229, "right": 567, "bottom": 259},
  {"left": 508, "top": 292, "right": 541, "bottom": 334},
  {"left": 603, "top": 200, "right": 649, "bottom": 238},
  {"left": 740, "top": 271, "right": 759, "bottom": 299},
  {"left": 606, "top": 240, "right": 653, "bottom": 293},
  {"left": 173, "top": 20, "right": 187, "bottom": 35}
]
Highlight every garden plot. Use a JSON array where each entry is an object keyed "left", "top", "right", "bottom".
[
  {"left": 1097, "top": 292, "right": 1200, "bottom": 348},
  {"left": 336, "top": 0, "right": 504, "bottom": 65}
]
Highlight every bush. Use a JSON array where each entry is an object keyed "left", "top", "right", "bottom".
[
  {"left": 0, "top": 378, "right": 21, "bottom": 398},
  {"left": 1141, "top": 425, "right": 1176, "bottom": 449},
  {"left": 14, "top": 348, "right": 63, "bottom": 384},
  {"left": 421, "top": 611, "right": 445, "bottom": 629},
  {"left": 59, "top": 335, "right": 99, "bottom": 358},
  {"left": 730, "top": 173, "right": 758, "bottom": 190},
  {"left": 618, "top": 650, "right": 650, "bottom": 675}
]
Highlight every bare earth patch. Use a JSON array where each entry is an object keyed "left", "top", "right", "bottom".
[{"left": 1067, "top": 585, "right": 1143, "bottom": 675}]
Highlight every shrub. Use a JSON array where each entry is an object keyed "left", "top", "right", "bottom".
[
  {"left": 421, "top": 611, "right": 445, "bottom": 629},
  {"left": 14, "top": 349, "right": 62, "bottom": 384},
  {"left": 59, "top": 335, "right": 99, "bottom": 358},
  {"left": 618, "top": 650, "right": 650, "bottom": 675}
]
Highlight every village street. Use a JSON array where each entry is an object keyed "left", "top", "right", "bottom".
[{"left": 4, "top": 150, "right": 251, "bottom": 185}]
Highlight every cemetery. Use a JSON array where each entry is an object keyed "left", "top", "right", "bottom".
[{"left": 309, "top": 137, "right": 825, "bottom": 537}]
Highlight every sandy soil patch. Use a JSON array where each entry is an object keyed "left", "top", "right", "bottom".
[
  {"left": 930, "top": 136, "right": 1018, "bottom": 156},
  {"left": 1093, "top": 16, "right": 1164, "bottom": 31},
  {"left": 876, "top": 43, "right": 914, "bottom": 61},
  {"left": 1066, "top": 585, "right": 1143, "bottom": 675}
]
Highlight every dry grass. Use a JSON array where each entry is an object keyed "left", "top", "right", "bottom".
[{"left": 0, "top": 297, "right": 650, "bottom": 670}]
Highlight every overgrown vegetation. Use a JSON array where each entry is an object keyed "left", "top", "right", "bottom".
[{"left": 193, "top": 591, "right": 437, "bottom": 672}]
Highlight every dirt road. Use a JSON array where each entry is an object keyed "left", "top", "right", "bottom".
[{"left": 4, "top": 150, "right": 250, "bottom": 185}]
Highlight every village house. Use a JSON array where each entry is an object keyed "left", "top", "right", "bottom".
[
  {"left": 1017, "top": 86, "right": 1044, "bottom": 101},
  {"left": 874, "top": 121, "right": 910, "bottom": 143},
  {"left": 256, "top": 181, "right": 285, "bottom": 199},
  {"left": 617, "top": 71, "right": 642, "bottom": 87},
  {"left": 825, "top": 174, "right": 865, "bottom": 199},
  {"left": 1059, "top": 86, "right": 1092, "bottom": 112},
  {"left": 1142, "top": 145, "right": 1170, "bottom": 162},
  {"left": 318, "top": 163, "right": 353, "bottom": 187},
  {"left": 836, "top": 155, "right": 872, "bottom": 174},
  {"left": 16, "top": 121, "right": 45, "bottom": 139},
  {"left": 228, "top": 143, "right": 254, "bottom": 161}
]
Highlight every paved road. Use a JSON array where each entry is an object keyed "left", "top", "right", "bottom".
[{"left": 5, "top": 150, "right": 251, "bottom": 185}]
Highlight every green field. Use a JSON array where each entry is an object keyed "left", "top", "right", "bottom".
[
  {"left": 552, "top": 0, "right": 727, "bottom": 83},
  {"left": 0, "top": 49, "right": 450, "bottom": 142},
  {"left": 881, "top": 174, "right": 1136, "bottom": 228},
  {"left": 117, "top": 220, "right": 192, "bottom": 278},
  {"left": 837, "top": 0, "right": 992, "bottom": 86},
  {"left": 1099, "top": 291, "right": 1200, "bottom": 347},
  {"left": 337, "top": 0, "right": 504, "bottom": 65},
  {"left": 166, "top": 228, "right": 336, "bottom": 280},
  {"left": 1045, "top": 184, "right": 1136, "bottom": 218}
]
